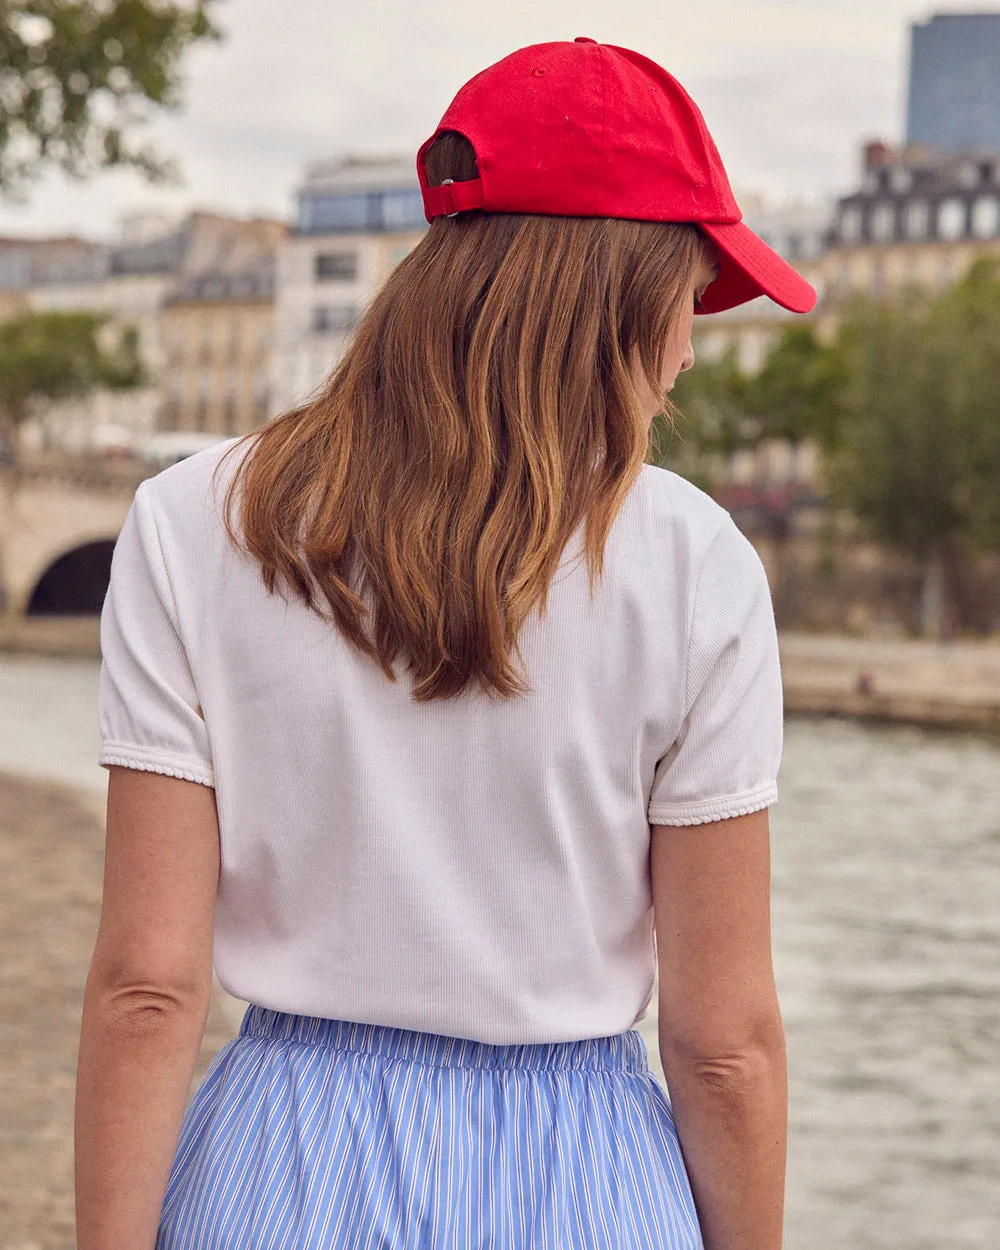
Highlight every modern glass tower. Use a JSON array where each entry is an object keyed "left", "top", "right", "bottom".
[{"left": 906, "top": 12, "right": 1000, "bottom": 152}]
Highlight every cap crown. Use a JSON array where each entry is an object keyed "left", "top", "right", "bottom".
[{"left": 421, "top": 39, "right": 742, "bottom": 224}]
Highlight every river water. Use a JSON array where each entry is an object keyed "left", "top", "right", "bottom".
[{"left": 2, "top": 654, "right": 999, "bottom": 1249}]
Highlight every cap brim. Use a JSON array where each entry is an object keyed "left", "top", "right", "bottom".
[{"left": 696, "top": 220, "right": 817, "bottom": 315}]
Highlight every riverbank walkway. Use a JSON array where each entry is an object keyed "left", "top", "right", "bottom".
[
  {"left": 781, "top": 633, "right": 1000, "bottom": 731},
  {"left": 0, "top": 773, "right": 237, "bottom": 1250}
]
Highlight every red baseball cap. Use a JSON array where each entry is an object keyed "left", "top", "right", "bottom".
[{"left": 417, "top": 38, "right": 816, "bottom": 315}]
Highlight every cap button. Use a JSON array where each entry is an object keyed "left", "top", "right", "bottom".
[{"left": 574, "top": 36, "right": 598, "bottom": 43}]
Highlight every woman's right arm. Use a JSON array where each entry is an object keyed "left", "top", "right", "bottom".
[{"left": 651, "top": 807, "right": 787, "bottom": 1250}]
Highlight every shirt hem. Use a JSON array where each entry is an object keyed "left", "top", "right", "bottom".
[
  {"left": 648, "top": 781, "right": 777, "bottom": 826},
  {"left": 99, "top": 742, "right": 215, "bottom": 788}
]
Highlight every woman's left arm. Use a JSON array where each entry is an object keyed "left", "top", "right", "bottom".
[{"left": 75, "top": 766, "right": 221, "bottom": 1250}]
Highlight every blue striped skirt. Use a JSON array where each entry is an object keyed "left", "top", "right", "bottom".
[{"left": 157, "top": 1005, "right": 703, "bottom": 1248}]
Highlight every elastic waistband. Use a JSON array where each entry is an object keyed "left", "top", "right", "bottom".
[{"left": 239, "top": 1006, "right": 651, "bottom": 1074}]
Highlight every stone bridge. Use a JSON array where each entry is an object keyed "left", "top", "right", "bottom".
[{"left": 0, "top": 457, "right": 151, "bottom": 621}]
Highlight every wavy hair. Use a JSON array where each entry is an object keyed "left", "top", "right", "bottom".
[{"left": 219, "top": 133, "right": 708, "bottom": 701}]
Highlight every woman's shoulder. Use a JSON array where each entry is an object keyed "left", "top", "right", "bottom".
[
  {"left": 141, "top": 432, "right": 245, "bottom": 495},
  {"left": 128, "top": 436, "right": 254, "bottom": 571},
  {"left": 136, "top": 435, "right": 254, "bottom": 531},
  {"left": 632, "top": 462, "right": 736, "bottom": 551}
]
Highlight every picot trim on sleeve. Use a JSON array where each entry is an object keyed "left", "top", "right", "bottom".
[
  {"left": 648, "top": 781, "right": 777, "bottom": 827},
  {"left": 99, "top": 743, "right": 215, "bottom": 788}
]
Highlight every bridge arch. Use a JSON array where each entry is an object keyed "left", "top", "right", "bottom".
[
  {"left": 26, "top": 540, "right": 118, "bottom": 615},
  {"left": 1, "top": 463, "right": 144, "bottom": 618}
]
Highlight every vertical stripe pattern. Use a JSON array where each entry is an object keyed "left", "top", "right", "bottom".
[{"left": 157, "top": 1006, "right": 703, "bottom": 1249}]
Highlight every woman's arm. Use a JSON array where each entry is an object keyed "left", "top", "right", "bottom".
[
  {"left": 651, "top": 808, "right": 787, "bottom": 1250},
  {"left": 75, "top": 767, "right": 220, "bottom": 1250}
]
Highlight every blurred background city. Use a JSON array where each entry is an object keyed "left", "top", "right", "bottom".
[{"left": 0, "top": 2, "right": 998, "bottom": 1247}]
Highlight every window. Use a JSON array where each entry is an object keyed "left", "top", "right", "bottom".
[
  {"left": 971, "top": 196, "right": 1000, "bottom": 239},
  {"left": 871, "top": 203, "right": 896, "bottom": 243},
  {"left": 937, "top": 198, "right": 967, "bottom": 241},
  {"left": 297, "top": 188, "right": 427, "bottom": 235},
  {"left": 163, "top": 397, "right": 182, "bottom": 429},
  {"left": 957, "top": 163, "right": 979, "bottom": 190},
  {"left": 889, "top": 167, "right": 912, "bottom": 194},
  {"left": 903, "top": 251, "right": 921, "bottom": 285},
  {"left": 839, "top": 205, "right": 862, "bottom": 243},
  {"left": 199, "top": 317, "right": 215, "bottom": 363},
  {"left": 904, "top": 199, "right": 929, "bottom": 240},
  {"left": 300, "top": 193, "right": 370, "bottom": 233},
  {"left": 312, "top": 304, "right": 359, "bottom": 334},
  {"left": 315, "top": 251, "right": 358, "bottom": 281},
  {"left": 871, "top": 256, "right": 886, "bottom": 300},
  {"left": 380, "top": 189, "right": 427, "bottom": 231}
]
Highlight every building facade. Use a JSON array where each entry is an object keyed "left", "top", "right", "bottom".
[
  {"left": 906, "top": 12, "right": 1000, "bottom": 153},
  {"left": 0, "top": 213, "right": 286, "bottom": 453},
  {"left": 160, "top": 216, "right": 286, "bottom": 435},
  {"left": 821, "top": 142, "right": 1000, "bottom": 305},
  {"left": 272, "top": 156, "right": 427, "bottom": 413}
]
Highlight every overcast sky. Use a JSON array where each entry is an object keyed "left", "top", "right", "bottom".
[{"left": 1, "top": 0, "right": 997, "bottom": 240}]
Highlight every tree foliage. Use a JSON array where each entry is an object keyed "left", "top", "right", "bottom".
[
  {"left": 742, "top": 324, "right": 846, "bottom": 453},
  {"left": 0, "top": 0, "right": 222, "bottom": 197},
  {"left": 654, "top": 324, "right": 847, "bottom": 486},
  {"left": 0, "top": 308, "right": 145, "bottom": 445},
  {"left": 828, "top": 260, "right": 1000, "bottom": 562},
  {"left": 651, "top": 345, "right": 752, "bottom": 489}
]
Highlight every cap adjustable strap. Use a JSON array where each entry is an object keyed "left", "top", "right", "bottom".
[{"left": 422, "top": 177, "right": 485, "bottom": 218}]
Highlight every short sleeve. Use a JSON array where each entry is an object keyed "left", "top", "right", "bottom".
[
  {"left": 647, "top": 519, "right": 782, "bottom": 825},
  {"left": 98, "top": 482, "right": 214, "bottom": 787}
]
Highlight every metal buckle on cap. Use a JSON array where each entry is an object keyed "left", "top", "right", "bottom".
[{"left": 440, "top": 179, "right": 460, "bottom": 217}]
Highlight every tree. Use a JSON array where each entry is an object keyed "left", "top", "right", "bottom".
[
  {"left": 0, "top": 308, "right": 145, "bottom": 456},
  {"left": 829, "top": 260, "right": 1000, "bottom": 636},
  {"left": 654, "top": 326, "right": 847, "bottom": 488},
  {"left": 651, "top": 344, "right": 753, "bottom": 490},
  {"left": 742, "top": 323, "right": 846, "bottom": 455},
  {"left": 0, "top": 0, "right": 222, "bottom": 198}
]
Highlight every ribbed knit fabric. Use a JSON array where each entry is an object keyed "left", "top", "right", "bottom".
[
  {"left": 98, "top": 438, "right": 782, "bottom": 1044},
  {"left": 155, "top": 1006, "right": 703, "bottom": 1249}
]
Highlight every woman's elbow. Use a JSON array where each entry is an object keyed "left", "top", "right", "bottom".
[
  {"left": 660, "top": 1008, "right": 786, "bottom": 1097},
  {"left": 84, "top": 968, "right": 211, "bottom": 1039},
  {"left": 682, "top": 1041, "right": 785, "bottom": 1099}
]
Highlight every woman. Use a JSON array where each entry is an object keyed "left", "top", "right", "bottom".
[{"left": 76, "top": 37, "right": 815, "bottom": 1250}]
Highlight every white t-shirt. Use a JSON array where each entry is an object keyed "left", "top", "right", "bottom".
[{"left": 98, "top": 437, "right": 782, "bottom": 1044}]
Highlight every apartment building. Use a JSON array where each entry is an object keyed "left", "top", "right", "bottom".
[
  {"left": 821, "top": 142, "right": 1000, "bottom": 304},
  {"left": 271, "top": 156, "right": 427, "bottom": 413},
  {"left": 160, "top": 215, "right": 286, "bottom": 435}
]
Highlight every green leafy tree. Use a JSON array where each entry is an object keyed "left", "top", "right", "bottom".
[
  {"left": 0, "top": 308, "right": 145, "bottom": 455},
  {"left": 829, "top": 260, "right": 1000, "bottom": 635},
  {"left": 742, "top": 324, "right": 846, "bottom": 455},
  {"left": 652, "top": 344, "right": 753, "bottom": 490},
  {"left": 0, "top": 0, "right": 222, "bottom": 197}
]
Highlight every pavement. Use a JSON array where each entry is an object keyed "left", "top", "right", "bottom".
[
  {"left": 0, "top": 773, "right": 239, "bottom": 1250},
  {"left": 780, "top": 633, "right": 1000, "bottom": 730}
]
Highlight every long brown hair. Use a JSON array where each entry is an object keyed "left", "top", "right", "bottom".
[{"left": 219, "top": 132, "right": 708, "bottom": 702}]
